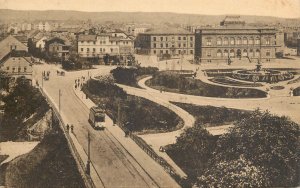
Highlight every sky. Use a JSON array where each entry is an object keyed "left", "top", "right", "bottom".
[{"left": 0, "top": 0, "right": 299, "bottom": 18}]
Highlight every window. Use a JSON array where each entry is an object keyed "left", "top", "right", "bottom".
[
  {"left": 237, "top": 37, "right": 241, "bottom": 45},
  {"left": 24, "top": 67, "right": 27, "bottom": 72},
  {"left": 217, "top": 49, "right": 222, "bottom": 57},
  {"left": 178, "top": 37, "right": 181, "bottom": 40},
  {"left": 160, "top": 37, "right": 163, "bottom": 41},
  {"left": 190, "top": 37, "right": 193, "bottom": 41},
  {"left": 166, "top": 50, "right": 168, "bottom": 54},
  {"left": 266, "top": 38, "right": 270, "bottom": 45},
  {"left": 190, "top": 43, "right": 193, "bottom": 48},
  {"left": 87, "top": 48, "right": 90, "bottom": 52},
  {"left": 249, "top": 37, "right": 254, "bottom": 45},
  {"left": 178, "top": 50, "right": 181, "bottom": 54},
  {"left": 111, "top": 48, "right": 113, "bottom": 52},
  {"left": 153, "top": 43, "right": 156, "bottom": 48},
  {"left": 242, "top": 49, "right": 248, "bottom": 57},
  {"left": 12, "top": 67, "right": 15, "bottom": 72},
  {"left": 217, "top": 38, "right": 222, "bottom": 45},
  {"left": 18, "top": 67, "right": 21, "bottom": 72},
  {"left": 230, "top": 49, "right": 235, "bottom": 57},
  {"left": 224, "top": 50, "right": 229, "bottom": 57},
  {"left": 178, "top": 43, "right": 181, "bottom": 48},
  {"left": 100, "top": 48, "right": 102, "bottom": 52},
  {"left": 153, "top": 50, "right": 156, "bottom": 54},
  {"left": 266, "top": 50, "right": 270, "bottom": 56},
  {"left": 223, "top": 37, "right": 229, "bottom": 45},
  {"left": 207, "top": 50, "right": 211, "bottom": 57},
  {"left": 160, "top": 50, "right": 163, "bottom": 54},
  {"left": 183, "top": 43, "right": 186, "bottom": 47},
  {"left": 153, "top": 37, "right": 156, "bottom": 41},
  {"left": 190, "top": 50, "right": 193, "bottom": 54},
  {"left": 255, "top": 49, "right": 260, "bottom": 57},
  {"left": 255, "top": 37, "right": 260, "bottom": 45},
  {"left": 6, "top": 66, "right": 9, "bottom": 70},
  {"left": 166, "top": 37, "right": 168, "bottom": 41},
  {"left": 243, "top": 37, "right": 248, "bottom": 45},
  {"left": 230, "top": 37, "right": 235, "bottom": 45},
  {"left": 166, "top": 43, "right": 169, "bottom": 48},
  {"left": 206, "top": 38, "right": 212, "bottom": 46},
  {"left": 93, "top": 41, "right": 96, "bottom": 45},
  {"left": 249, "top": 49, "right": 254, "bottom": 57},
  {"left": 160, "top": 43, "right": 163, "bottom": 48},
  {"left": 183, "top": 37, "right": 186, "bottom": 40},
  {"left": 183, "top": 50, "right": 186, "bottom": 54},
  {"left": 81, "top": 48, "right": 83, "bottom": 52},
  {"left": 93, "top": 48, "right": 96, "bottom": 52}
]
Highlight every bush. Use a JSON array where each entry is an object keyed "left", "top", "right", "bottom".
[
  {"left": 293, "top": 87, "right": 300, "bottom": 96},
  {"left": 148, "top": 72, "right": 267, "bottom": 98},
  {"left": 110, "top": 66, "right": 158, "bottom": 87}
]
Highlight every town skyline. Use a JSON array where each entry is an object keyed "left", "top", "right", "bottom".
[{"left": 0, "top": 0, "right": 300, "bottom": 18}]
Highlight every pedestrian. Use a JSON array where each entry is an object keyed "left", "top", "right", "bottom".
[
  {"left": 71, "top": 125, "right": 74, "bottom": 133},
  {"left": 66, "top": 124, "right": 70, "bottom": 132}
]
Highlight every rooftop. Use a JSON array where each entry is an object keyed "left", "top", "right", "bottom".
[
  {"left": 78, "top": 34, "right": 97, "bottom": 41},
  {"left": 144, "top": 27, "right": 192, "bottom": 35}
]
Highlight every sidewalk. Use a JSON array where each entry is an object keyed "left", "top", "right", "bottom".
[{"left": 73, "top": 86, "right": 180, "bottom": 187}]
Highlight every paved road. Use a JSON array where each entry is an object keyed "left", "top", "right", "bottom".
[{"left": 33, "top": 64, "right": 178, "bottom": 188}]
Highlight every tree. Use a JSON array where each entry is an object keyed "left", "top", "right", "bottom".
[
  {"left": 166, "top": 126, "right": 217, "bottom": 178},
  {"left": 212, "top": 110, "right": 300, "bottom": 187},
  {"left": 198, "top": 157, "right": 270, "bottom": 187}
]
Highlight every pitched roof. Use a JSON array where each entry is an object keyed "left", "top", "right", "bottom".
[
  {"left": 78, "top": 34, "right": 97, "bottom": 41},
  {"left": 0, "top": 35, "right": 28, "bottom": 61},
  {"left": 144, "top": 27, "right": 192, "bottom": 35}
]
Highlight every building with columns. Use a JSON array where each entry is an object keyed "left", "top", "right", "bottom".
[{"left": 195, "top": 16, "right": 279, "bottom": 63}]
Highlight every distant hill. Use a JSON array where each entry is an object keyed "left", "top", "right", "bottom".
[{"left": 0, "top": 9, "right": 299, "bottom": 26}]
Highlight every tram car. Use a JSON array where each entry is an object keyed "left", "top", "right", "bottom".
[{"left": 88, "top": 106, "right": 106, "bottom": 130}]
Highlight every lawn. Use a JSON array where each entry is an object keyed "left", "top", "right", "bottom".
[
  {"left": 171, "top": 102, "right": 251, "bottom": 127},
  {"left": 83, "top": 77, "right": 182, "bottom": 134},
  {"left": 147, "top": 72, "right": 267, "bottom": 98},
  {"left": 209, "top": 77, "right": 263, "bottom": 87}
]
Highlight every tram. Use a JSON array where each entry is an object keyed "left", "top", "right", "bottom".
[{"left": 88, "top": 106, "right": 106, "bottom": 130}]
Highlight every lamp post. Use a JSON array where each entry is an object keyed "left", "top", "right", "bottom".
[{"left": 59, "top": 89, "right": 62, "bottom": 113}]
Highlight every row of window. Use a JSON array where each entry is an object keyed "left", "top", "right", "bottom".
[
  {"left": 153, "top": 49, "right": 193, "bottom": 55},
  {"left": 80, "top": 48, "right": 118, "bottom": 53},
  {"left": 206, "top": 37, "right": 272, "bottom": 46},
  {"left": 80, "top": 41, "right": 131, "bottom": 45},
  {"left": 153, "top": 43, "right": 193, "bottom": 48},
  {"left": 6, "top": 66, "right": 27, "bottom": 72},
  {"left": 153, "top": 36, "right": 194, "bottom": 41},
  {"left": 206, "top": 49, "right": 271, "bottom": 57}
]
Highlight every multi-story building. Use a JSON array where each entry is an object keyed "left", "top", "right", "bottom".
[
  {"left": 77, "top": 31, "right": 134, "bottom": 61},
  {"left": 195, "top": 16, "right": 279, "bottom": 63},
  {"left": 45, "top": 37, "right": 71, "bottom": 59},
  {"left": 135, "top": 28, "right": 195, "bottom": 60}
]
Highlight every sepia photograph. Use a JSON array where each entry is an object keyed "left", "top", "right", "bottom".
[{"left": 0, "top": 0, "right": 299, "bottom": 187}]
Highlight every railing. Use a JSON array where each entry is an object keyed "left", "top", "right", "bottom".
[{"left": 39, "top": 88, "right": 96, "bottom": 188}]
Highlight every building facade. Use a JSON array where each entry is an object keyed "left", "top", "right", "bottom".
[
  {"left": 135, "top": 29, "right": 195, "bottom": 60},
  {"left": 45, "top": 37, "right": 71, "bottom": 59},
  {"left": 77, "top": 32, "right": 134, "bottom": 59},
  {"left": 195, "top": 16, "right": 279, "bottom": 63}
]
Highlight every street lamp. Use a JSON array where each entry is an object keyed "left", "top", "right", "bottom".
[{"left": 86, "top": 131, "right": 91, "bottom": 175}]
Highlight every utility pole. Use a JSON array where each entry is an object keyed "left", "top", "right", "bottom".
[
  {"left": 86, "top": 131, "right": 91, "bottom": 175},
  {"left": 41, "top": 71, "right": 44, "bottom": 89}
]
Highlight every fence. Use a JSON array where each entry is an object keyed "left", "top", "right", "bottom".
[{"left": 39, "top": 88, "right": 96, "bottom": 188}]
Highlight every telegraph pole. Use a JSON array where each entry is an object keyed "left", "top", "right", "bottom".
[{"left": 86, "top": 131, "right": 91, "bottom": 175}]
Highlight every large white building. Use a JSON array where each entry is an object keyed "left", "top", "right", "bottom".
[{"left": 77, "top": 32, "right": 134, "bottom": 60}]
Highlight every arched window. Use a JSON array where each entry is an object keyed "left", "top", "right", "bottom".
[
  {"left": 217, "top": 37, "right": 222, "bottom": 45},
  {"left": 265, "top": 37, "right": 270, "bottom": 45},
  {"left": 217, "top": 49, "right": 222, "bottom": 57},
  {"left": 266, "top": 50, "right": 270, "bottom": 56},
  {"left": 243, "top": 37, "right": 248, "bottom": 45},
  {"left": 206, "top": 38, "right": 212, "bottom": 46},
  {"left": 237, "top": 37, "right": 241, "bottom": 45},
  {"left": 230, "top": 49, "right": 235, "bottom": 57},
  {"left": 255, "top": 49, "right": 260, "bottom": 57},
  {"left": 242, "top": 49, "right": 248, "bottom": 57},
  {"left": 249, "top": 37, "right": 254, "bottom": 45},
  {"left": 230, "top": 37, "right": 235, "bottom": 45},
  {"left": 223, "top": 37, "right": 229, "bottom": 45},
  {"left": 224, "top": 49, "right": 229, "bottom": 57},
  {"left": 255, "top": 37, "right": 260, "bottom": 45},
  {"left": 249, "top": 49, "right": 254, "bottom": 57}
]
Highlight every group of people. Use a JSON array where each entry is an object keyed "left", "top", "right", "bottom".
[
  {"left": 75, "top": 76, "right": 86, "bottom": 89},
  {"left": 66, "top": 124, "right": 74, "bottom": 133}
]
